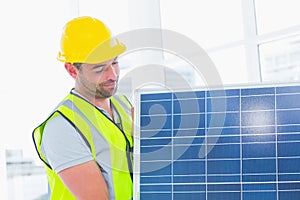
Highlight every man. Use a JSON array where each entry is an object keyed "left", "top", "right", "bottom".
[{"left": 32, "top": 16, "right": 133, "bottom": 200}]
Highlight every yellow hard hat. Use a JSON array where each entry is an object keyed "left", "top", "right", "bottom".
[{"left": 57, "top": 16, "right": 126, "bottom": 64}]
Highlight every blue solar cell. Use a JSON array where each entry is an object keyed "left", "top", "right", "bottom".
[
  {"left": 208, "top": 127, "right": 240, "bottom": 135},
  {"left": 207, "top": 135, "right": 240, "bottom": 144},
  {"left": 278, "top": 142, "right": 300, "bottom": 157},
  {"left": 279, "top": 191, "right": 300, "bottom": 200},
  {"left": 140, "top": 146, "right": 172, "bottom": 161},
  {"left": 242, "top": 143, "right": 276, "bottom": 158},
  {"left": 173, "top": 184, "right": 206, "bottom": 192},
  {"left": 141, "top": 130, "right": 172, "bottom": 138},
  {"left": 277, "top": 94, "right": 300, "bottom": 109},
  {"left": 243, "top": 183, "right": 276, "bottom": 190},
  {"left": 243, "top": 192, "right": 276, "bottom": 200},
  {"left": 278, "top": 182, "right": 300, "bottom": 190},
  {"left": 207, "top": 192, "right": 241, "bottom": 200},
  {"left": 276, "top": 85, "right": 300, "bottom": 94},
  {"left": 277, "top": 110, "right": 300, "bottom": 125},
  {"left": 140, "top": 115, "right": 172, "bottom": 130},
  {"left": 241, "top": 111, "right": 275, "bottom": 126},
  {"left": 241, "top": 87, "right": 275, "bottom": 96},
  {"left": 173, "top": 145, "right": 204, "bottom": 160},
  {"left": 173, "top": 90, "right": 205, "bottom": 99},
  {"left": 140, "top": 176, "right": 171, "bottom": 184},
  {"left": 242, "top": 159, "right": 276, "bottom": 173},
  {"left": 277, "top": 124, "right": 300, "bottom": 133},
  {"left": 242, "top": 174, "right": 276, "bottom": 182},
  {"left": 242, "top": 126, "right": 276, "bottom": 134},
  {"left": 173, "top": 193, "right": 205, "bottom": 200},
  {"left": 140, "top": 185, "right": 172, "bottom": 192},
  {"left": 207, "top": 88, "right": 240, "bottom": 97},
  {"left": 173, "top": 175, "right": 206, "bottom": 183},
  {"left": 242, "top": 135, "right": 276, "bottom": 143},
  {"left": 241, "top": 95, "right": 275, "bottom": 111},
  {"left": 140, "top": 161, "right": 172, "bottom": 176},
  {"left": 279, "top": 174, "right": 300, "bottom": 181},
  {"left": 173, "top": 137, "right": 205, "bottom": 145},
  {"left": 278, "top": 133, "right": 300, "bottom": 141},
  {"left": 174, "top": 98, "right": 205, "bottom": 114},
  {"left": 173, "top": 160, "right": 205, "bottom": 175},
  {"left": 207, "top": 97, "right": 240, "bottom": 112},
  {"left": 141, "top": 92, "right": 172, "bottom": 101},
  {"left": 173, "top": 114, "right": 205, "bottom": 129},
  {"left": 207, "top": 175, "right": 240, "bottom": 182},
  {"left": 208, "top": 183, "right": 241, "bottom": 191},
  {"left": 173, "top": 128, "right": 205, "bottom": 137},
  {"left": 207, "top": 160, "right": 240, "bottom": 174},
  {"left": 140, "top": 193, "right": 172, "bottom": 200},
  {"left": 207, "top": 144, "right": 240, "bottom": 159},
  {"left": 140, "top": 100, "right": 172, "bottom": 115},
  {"left": 207, "top": 112, "right": 240, "bottom": 127},
  {"left": 278, "top": 158, "right": 300, "bottom": 173},
  {"left": 141, "top": 138, "right": 172, "bottom": 146}
]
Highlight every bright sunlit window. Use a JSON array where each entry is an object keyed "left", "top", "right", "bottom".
[
  {"left": 255, "top": 0, "right": 300, "bottom": 35},
  {"left": 255, "top": 0, "right": 300, "bottom": 83},
  {"left": 160, "top": 0, "right": 247, "bottom": 85},
  {"left": 259, "top": 35, "right": 300, "bottom": 82}
]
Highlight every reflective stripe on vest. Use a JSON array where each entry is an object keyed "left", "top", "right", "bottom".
[{"left": 32, "top": 93, "right": 133, "bottom": 200}]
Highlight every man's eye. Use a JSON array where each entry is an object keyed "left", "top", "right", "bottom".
[
  {"left": 112, "top": 61, "right": 119, "bottom": 65},
  {"left": 95, "top": 68, "right": 104, "bottom": 73}
]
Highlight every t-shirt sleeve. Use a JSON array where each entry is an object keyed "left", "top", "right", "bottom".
[{"left": 40, "top": 114, "right": 93, "bottom": 173}]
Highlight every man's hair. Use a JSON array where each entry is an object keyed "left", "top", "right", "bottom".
[{"left": 73, "top": 63, "right": 82, "bottom": 70}]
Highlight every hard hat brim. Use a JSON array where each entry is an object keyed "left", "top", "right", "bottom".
[{"left": 57, "top": 38, "right": 126, "bottom": 64}]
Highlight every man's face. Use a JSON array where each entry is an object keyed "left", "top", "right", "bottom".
[{"left": 76, "top": 57, "right": 120, "bottom": 99}]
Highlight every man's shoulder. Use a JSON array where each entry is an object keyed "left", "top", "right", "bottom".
[{"left": 44, "top": 113, "right": 74, "bottom": 134}]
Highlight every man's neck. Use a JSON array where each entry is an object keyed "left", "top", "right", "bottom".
[
  {"left": 72, "top": 89, "right": 115, "bottom": 120},
  {"left": 72, "top": 89, "right": 111, "bottom": 112}
]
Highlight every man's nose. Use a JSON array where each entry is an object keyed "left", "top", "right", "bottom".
[{"left": 106, "top": 65, "right": 118, "bottom": 80}]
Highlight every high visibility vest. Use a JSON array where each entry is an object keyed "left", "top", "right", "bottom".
[{"left": 32, "top": 92, "right": 133, "bottom": 200}]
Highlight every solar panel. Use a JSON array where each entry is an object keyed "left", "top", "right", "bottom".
[{"left": 135, "top": 84, "right": 300, "bottom": 200}]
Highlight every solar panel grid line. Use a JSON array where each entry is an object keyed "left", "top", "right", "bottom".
[
  {"left": 275, "top": 87, "right": 280, "bottom": 200},
  {"left": 140, "top": 113, "right": 171, "bottom": 117},
  {"left": 171, "top": 92, "right": 174, "bottom": 200},
  {"left": 204, "top": 89, "right": 208, "bottom": 199},
  {"left": 173, "top": 113, "right": 206, "bottom": 116}
]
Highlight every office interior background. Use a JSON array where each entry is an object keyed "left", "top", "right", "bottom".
[{"left": 1, "top": 0, "right": 300, "bottom": 199}]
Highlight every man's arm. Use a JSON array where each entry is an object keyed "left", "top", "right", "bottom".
[{"left": 59, "top": 160, "right": 109, "bottom": 200}]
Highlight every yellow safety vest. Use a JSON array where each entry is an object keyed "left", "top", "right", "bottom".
[{"left": 32, "top": 92, "right": 133, "bottom": 200}]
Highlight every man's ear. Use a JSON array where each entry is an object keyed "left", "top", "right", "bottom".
[{"left": 64, "top": 63, "right": 78, "bottom": 79}]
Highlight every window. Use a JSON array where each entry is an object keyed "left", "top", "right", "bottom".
[
  {"left": 259, "top": 35, "right": 300, "bottom": 82},
  {"left": 160, "top": 0, "right": 247, "bottom": 85},
  {"left": 159, "top": 0, "right": 300, "bottom": 84},
  {"left": 255, "top": 0, "right": 300, "bottom": 82},
  {"left": 255, "top": 0, "right": 300, "bottom": 35}
]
